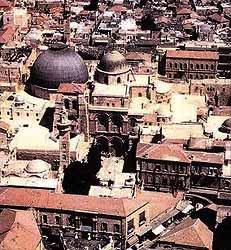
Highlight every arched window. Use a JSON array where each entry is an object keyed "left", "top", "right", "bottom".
[
  {"left": 117, "top": 77, "right": 121, "bottom": 84},
  {"left": 180, "top": 63, "right": 183, "bottom": 69},
  {"left": 72, "top": 100, "right": 77, "bottom": 109},
  {"left": 174, "top": 63, "right": 178, "bottom": 69},
  {"left": 104, "top": 76, "right": 108, "bottom": 84},
  {"left": 97, "top": 113, "right": 109, "bottom": 131},
  {"left": 224, "top": 180, "right": 231, "bottom": 190},
  {"left": 110, "top": 137, "right": 124, "bottom": 157},
  {"left": 138, "top": 92, "right": 142, "bottom": 97},
  {"left": 129, "top": 117, "right": 137, "bottom": 127},
  {"left": 201, "top": 64, "right": 204, "bottom": 69},
  {"left": 196, "top": 64, "right": 199, "bottom": 69},
  {"left": 211, "top": 65, "right": 214, "bottom": 70},
  {"left": 206, "top": 64, "right": 209, "bottom": 70},
  {"left": 169, "top": 63, "right": 172, "bottom": 68},
  {"left": 190, "top": 64, "right": 193, "bottom": 69},
  {"left": 64, "top": 99, "right": 70, "bottom": 109},
  {"left": 184, "top": 63, "right": 187, "bottom": 69},
  {"left": 111, "top": 114, "right": 123, "bottom": 128},
  {"left": 147, "top": 174, "right": 153, "bottom": 183}
]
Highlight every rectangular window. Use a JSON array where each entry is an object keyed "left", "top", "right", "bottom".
[
  {"left": 43, "top": 214, "right": 48, "bottom": 224},
  {"left": 114, "top": 224, "right": 120, "bottom": 233},
  {"left": 68, "top": 215, "right": 75, "bottom": 226},
  {"left": 148, "top": 162, "right": 153, "bottom": 170},
  {"left": 155, "top": 164, "right": 161, "bottom": 171},
  {"left": 127, "top": 219, "right": 134, "bottom": 234},
  {"left": 92, "top": 222, "right": 97, "bottom": 231},
  {"left": 101, "top": 222, "right": 108, "bottom": 232},
  {"left": 55, "top": 216, "right": 61, "bottom": 225},
  {"left": 139, "top": 211, "right": 146, "bottom": 225}
]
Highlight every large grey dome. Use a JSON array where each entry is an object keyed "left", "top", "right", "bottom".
[{"left": 30, "top": 43, "right": 88, "bottom": 89}]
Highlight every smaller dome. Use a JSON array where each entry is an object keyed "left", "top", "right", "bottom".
[
  {"left": 97, "top": 51, "right": 128, "bottom": 73},
  {"left": 221, "top": 118, "right": 231, "bottom": 133},
  {"left": 15, "top": 95, "right": 25, "bottom": 104},
  {"left": 25, "top": 159, "right": 50, "bottom": 174}
]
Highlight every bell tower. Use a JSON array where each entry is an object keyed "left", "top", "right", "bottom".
[{"left": 57, "top": 109, "right": 71, "bottom": 174}]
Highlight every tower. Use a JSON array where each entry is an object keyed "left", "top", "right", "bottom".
[{"left": 57, "top": 109, "right": 71, "bottom": 174}]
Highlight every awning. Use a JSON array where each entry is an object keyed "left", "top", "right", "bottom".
[
  {"left": 127, "top": 235, "right": 139, "bottom": 246},
  {"left": 136, "top": 224, "right": 152, "bottom": 237},
  {"left": 152, "top": 224, "right": 166, "bottom": 235},
  {"left": 182, "top": 204, "right": 194, "bottom": 214}
]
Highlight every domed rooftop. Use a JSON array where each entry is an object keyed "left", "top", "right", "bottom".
[
  {"left": 15, "top": 95, "right": 25, "bottom": 104},
  {"left": 97, "top": 51, "right": 128, "bottom": 73},
  {"left": 29, "top": 43, "right": 88, "bottom": 89},
  {"left": 221, "top": 118, "right": 231, "bottom": 133},
  {"left": 25, "top": 159, "right": 50, "bottom": 174}
]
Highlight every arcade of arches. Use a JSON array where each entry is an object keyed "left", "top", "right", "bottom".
[
  {"left": 95, "top": 136, "right": 125, "bottom": 157},
  {"left": 96, "top": 113, "right": 124, "bottom": 133}
]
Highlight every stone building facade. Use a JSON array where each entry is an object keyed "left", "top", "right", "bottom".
[
  {"left": 136, "top": 142, "right": 231, "bottom": 198},
  {"left": 160, "top": 50, "right": 219, "bottom": 81},
  {"left": 0, "top": 187, "right": 150, "bottom": 250},
  {"left": 190, "top": 78, "right": 231, "bottom": 106}
]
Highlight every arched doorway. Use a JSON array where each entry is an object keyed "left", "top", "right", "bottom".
[
  {"left": 110, "top": 136, "right": 124, "bottom": 157},
  {"left": 97, "top": 113, "right": 109, "bottom": 132},
  {"left": 129, "top": 117, "right": 137, "bottom": 128},
  {"left": 64, "top": 99, "right": 70, "bottom": 109},
  {"left": 111, "top": 114, "right": 123, "bottom": 132},
  {"left": 96, "top": 136, "right": 109, "bottom": 154}
]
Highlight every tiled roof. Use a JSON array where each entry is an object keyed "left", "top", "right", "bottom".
[
  {"left": 0, "top": 121, "right": 9, "bottom": 131},
  {"left": 0, "top": 26, "right": 15, "bottom": 44},
  {"left": 209, "top": 13, "right": 229, "bottom": 23},
  {"left": 125, "top": 52, "right": 151, "bottom": 62},
  {"left": 136, "top": 143, "right": 191, "bottom": 163},
  {"left": 0, "top": 188, "right": 148, "bottom": 217},
  {"left": 0, "top": 209, "right": 42, "bottom": 250},
  {"left": 166, "top": 50, "right": 219, "bottom": 60},
  {"left": 186, "top": 151, "right": 224, "bottom": 165},
  {"left": 57, "top": 83, "right": 85, "bottom": 94},
  {"left": 109, "top": 5, "right": 128, "bottom": 13},
  {"left": 159, "top": 217, "right": 213, "bottom": 249},
  {"left": 0, "top": 0, "right": 12, "bottom": 8},
  {"left": 177, "top": 7, "right": 192, "bottom": 15},
  {"left": 136, "top": 190, "right": 183, "bottom": 220}
]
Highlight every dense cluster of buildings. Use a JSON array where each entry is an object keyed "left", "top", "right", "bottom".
[{"left": 0, "top": 0, "right": 231, "bottom": 249}]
